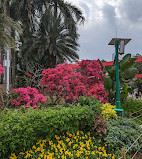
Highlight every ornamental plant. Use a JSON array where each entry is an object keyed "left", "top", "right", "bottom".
[
  {"left": 11, "top": 86, "right": 46, "bottom": 109},
  {"left": 77, "top": 60, "right": 108, "bottom": 103},
  {"left": 0, "top": 58, "right": 4, "bottom": 76},
  {"left": 105, "top": 117, "right": 142, "bottom": 153},
  {"left": 88, "top": 84, "right": 108, "bottom": 104},
  {"left": 100, "top": 103, "right": 118, "bottom": 121},
  {"left": 78, "top": 60, "right": 106, "bottom": 89},
  {"left": 10, "top": 131, "right": 115, "bottom": 159},
  {"left": 41, "top": 60, "right": 108, "bottom": 104},
  {"left": 41, "top": 63, "right": 86, "bottom": 104}
]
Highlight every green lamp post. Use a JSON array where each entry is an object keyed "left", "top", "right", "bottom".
[{"left": 108, "top": 38, "right": 131, "bottom": 114}]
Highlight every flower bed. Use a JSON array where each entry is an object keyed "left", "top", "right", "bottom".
[{"left": 10, "top": 131, "right": 115, "bottom": 159}]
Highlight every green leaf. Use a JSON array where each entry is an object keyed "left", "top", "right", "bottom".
[{"left": 104, "top": 76, "right": 113, "bottom": 91}]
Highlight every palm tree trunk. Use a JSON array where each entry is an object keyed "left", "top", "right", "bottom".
[
  {"left": 5, "top": 0, "right": 10, "bottom": 16},
  {"left": 51, "top": 1, "right": 58, "bottom": 66}
]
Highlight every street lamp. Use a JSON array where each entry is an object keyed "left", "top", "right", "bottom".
[{"left": 108, "top": 38, "right": 131, "bottom": 114}]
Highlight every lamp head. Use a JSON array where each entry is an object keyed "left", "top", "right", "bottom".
[
  {"left": 119, "top": 40, "right": 125, "bottom": 55},
  {"left": 108, "top": 38, "right": 131, "bottom": 55}
]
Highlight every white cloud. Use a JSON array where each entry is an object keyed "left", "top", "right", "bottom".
[{"left": 65, "top": 0, "right": 142, "bottom": 61}]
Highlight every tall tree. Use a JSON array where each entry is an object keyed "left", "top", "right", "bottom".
[
  {"left": 11, "top": 0, "right": 84, "bottom": 67},
  {"left": 22, "top": 6, "right": 80, "bottom": 67}
]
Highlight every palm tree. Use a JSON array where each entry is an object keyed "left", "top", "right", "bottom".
[
  {"left": 22, "top": 7, "right": 79, "bottom": 67},
  {"left": 11, "top": 0, "right": 84, "bottom": 67}
]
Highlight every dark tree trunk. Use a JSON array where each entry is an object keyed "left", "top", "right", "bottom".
[{"left": 5, "top": 0, "right": 10, "bottom": 16}]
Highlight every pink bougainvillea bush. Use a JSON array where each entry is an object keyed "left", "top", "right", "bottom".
[
  {"left": 77, "top": 60, "right": 106, "bottom": 88},
  {"left": 11, "top": 86, "right": 46, "bottom": 109},
  {"left": 41, "top": 60, "right": 108, "bottom": 104},
  {"left": 0, "top": 58, "right": 4, "bottom": 76},
  {"left": 41, "top": 64, "right": 86, "bottom": 104},
  {"left": 88, "top": 84, "right": 108, "bottom": 103}
]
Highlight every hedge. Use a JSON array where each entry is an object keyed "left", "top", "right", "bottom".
[
  {"left": 121, "top": 98, "right": 142, "bottom": 115},
  {"left": 0, "top": 100, "right": 101, "bottom": 158}
]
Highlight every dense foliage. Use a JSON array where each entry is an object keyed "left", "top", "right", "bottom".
[
  {"left": 0, "top": 100, "right": 101, "bottom": 157},
  {"left": 10, "top": 131, "right": 115, "bottom": 159},
  {"left": 41, "top": 64, "right": 86, "bottom": 104},
  {"left": 121, "top": 98, "right": 142, "bottom": 115},
  {"left": 103, "top": 54, "right": 138, "bottom": 104},
  {"left": 41, "top": 60, "right": 108, "bottom": 104},
  {"left": 77, "top": 96, "right": 101, "bottom": 113},
  {"left": 11, "top": 86, "right": 46, "bottom": 109},
  {"left": 105, "top": 118, "right": 142, "bottom": 153},
  {"left": 11, "top": 0, "right": 84, "bottom": 68}
]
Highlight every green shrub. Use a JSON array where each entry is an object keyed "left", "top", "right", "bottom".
[
  {"left": 105, "top": 117, "right": 142, "bottom": 154},
  {"left": 121, "top": 98, "right": 142, "bottom": 114},
  {"left": 0, "top": 100, "right": 101, "bottom": 158},
  {"left": 78, "top": 96, "right": 101, "bottom": 112}
]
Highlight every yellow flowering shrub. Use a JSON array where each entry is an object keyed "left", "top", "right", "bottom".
[
  {"left": 10, "top": 131, "right": 115, "bottom": 159},
  {"left": 101, "top": 103, "right": 118, "bottom": 121}
]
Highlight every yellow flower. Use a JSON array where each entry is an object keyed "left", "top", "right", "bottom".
[
  {"left": 24, "top": 153, "right": 31, "bottom": 158},
  {"left": 103, "top": 153, "right": 108, "bottom": 157},
  {"left": 91, "top": 151, "right": 95, "bottom": 155},
  {"left": 61, "top": 155, "right": 65, "bottom": 159},
  {"left": 10, "top": 131, "right": 115, "bottom": 159},
  {"left": 76, "top": 131, "right": 80, "bottom": 136},
  {"left": 55, "top": 135, "right": 60, "bottom": 140},
  {"left": 32, "top": 145, "right": 36, "bottom": 149},
  {"left": 19, "top": 152, "right": 25, "bottom": 155},
  {"left": 101, "top": 103, "right": 118, "bottom": 121},
  {"left": 36, "top": 147, "right": 41, "bottom": 151},
  {"left": 42, "top": 139, "right": 46, "bottom": 143},
  {"left": 66, "top": 138, "right": 70, "bottom": 142},
  {"left": 36, "top": 140, "right": 42, "bottom": 145},
  {"left": 68, "top": 142, "right": 72, "bottom": 146},
  {"left": 10, "top": 153, "right": 17, "bottom": 159}
]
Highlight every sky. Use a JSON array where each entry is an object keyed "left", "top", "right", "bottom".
[{"left": 66, "top": 0, "right": 142, "bottom": 61}]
